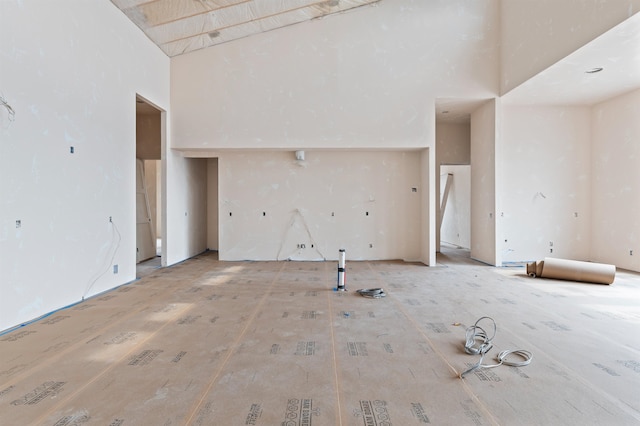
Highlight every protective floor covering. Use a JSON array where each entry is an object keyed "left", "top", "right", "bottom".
[{"left": 1, "top": 249, "right": 640, "bottom": 425}]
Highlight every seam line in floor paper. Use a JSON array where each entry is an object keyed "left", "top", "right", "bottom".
[
  {"left": 365, "top": 261, "right": 501, "bottom": 426},
  {"left": 182, "top": 261, "right": 286, "bottom": 426},
  {"left": 325, "top": 261, "right": 344, "bottom": 426},
  {"left": 31, "top": 300, "right": 192, "bottom": 424}
]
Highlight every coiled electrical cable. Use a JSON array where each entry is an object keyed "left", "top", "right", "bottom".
[
  {"left": 356, "top": 288, "right": 386, "bottom": 298},
  {"left": 460, "top": 316, "right": 532, "bottom": 378}
]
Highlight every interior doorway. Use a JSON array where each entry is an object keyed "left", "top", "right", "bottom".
[
  {"left": 135, "top": 95, "right": 163, "bottom": 274},
  {"left": 439, "top": 164, "right": 471, "bottom": 249}
]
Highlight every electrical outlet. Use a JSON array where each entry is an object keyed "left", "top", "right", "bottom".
[
  {"left": 109, "top": 216, "right": 112, "bottom": 223},
  {"left": 113, "top": 265, "right": 119, "bottom": 274},
  {"left": 369, "top": 243, "right": 373, "bottom": 248},
  {"left": 300, "top": 244, "right": 306, "bottom": 249},
  {"left": 16, "top": 220, "right": 21, "bottom": 228},
  {"left": 631, "top": 250, "right": 634, "bottom": 256}
]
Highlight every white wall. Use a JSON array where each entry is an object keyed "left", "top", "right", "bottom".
[
  {"left": 165, "top": 154, "right": 208, "bottom": 264},
  {"left": 0, "top": 1, "right": 170, "bottom": 332},
  {"left": 500, "top": 105, "right": 592, "bottom": 263},
  {"left": 218, "top": 151, "right": 421, "bottom": 261},
  {"left": 440, "top": 165, "right": 471, "bottom": 249},
  {"left": 501, "top": 0, "right": 640, "bottom": 94},
  {"left": 170, "top": 0, "right": 500, "bottom": 265},
  {"left": 207, "top": 158, "right": 219, "bottom": 251},
  {"left": 171, "top": 0, "right": 499, "bottom": 150},
  {"left": 591, "top": 89, "right": 640, "bottom": 271},
  {"left": 470, "top": 99, "right": 499, "bottom": 265}
]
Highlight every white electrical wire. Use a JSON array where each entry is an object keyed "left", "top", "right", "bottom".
[
  {"left": 460, "top": 316, "right": 532, "bottom": 378},
  {"left": 83, "top": 219, "right": 122, "bottom": 299},
  {"left": 1, "top": 92, "right": 15, "bottom": 122}
]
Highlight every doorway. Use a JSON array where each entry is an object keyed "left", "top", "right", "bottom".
[{"left": 135, "top": 95, "right": 163, "bottom": 275}]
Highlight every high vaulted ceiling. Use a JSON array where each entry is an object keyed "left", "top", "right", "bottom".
[{"left": 111, "top": 0, "right": 380, "bottom": 57}]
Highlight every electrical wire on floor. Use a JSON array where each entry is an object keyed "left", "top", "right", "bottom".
[
  {"left": 459, "top": 316, "right": 532, "bottom": 379},
  {"left": 83, "top": 218, "right": 121, "bottom": 300},
  {"left": 356, "top": 288, "right": 386, "bottom": 298}
]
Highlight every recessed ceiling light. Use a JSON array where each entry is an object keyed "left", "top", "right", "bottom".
[{"left": 585, "top": 67, "right": 604, "bottom": 74}]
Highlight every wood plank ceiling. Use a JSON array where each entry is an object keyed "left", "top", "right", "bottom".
[{"left": 111, "top": 0, "right": 380, "bottom": 57}]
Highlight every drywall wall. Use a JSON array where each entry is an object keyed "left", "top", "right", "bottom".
[
  {"left": 420, "top": 148, "right": 435, "bottom": 266},
  {"left": 218, "top": 151, "right": 421, "bottom": 261},
  {"left": 470, "top": 99, "right": 499, "bottom": 265},
  {"left": 165, "top": 153, "right": 208, "bottom": 263},
  {"left": 436, "top": 123, "right": 471, "bottom": 165},
  {"left": 170, "top": 0, "right": 500, "bottom": 151},
  {"left": 143, "top": 160, "right": 159, "bottom": 244},
  {"left": 435, "top": 122, "right": 471, "bottom": 250},
  {"left": 170, "top": 0, "right": 499, "bottom": 266},
  {"left": 440, "top": 165, "right": 471, "bottom": 249},
  {"left": 591, "top": 89, "right": 640, "bottom": 272},
  {"left": 500, "top": 105, "right": 592, "bottom": 263},
  {"left": 500, "top": 0, "right": 640, "bottom": 94},
  {"left": 0, "top": 0, "right": 169, "bottom": 332},
  {"left": 207, "top": 158, "right": 219, "bottom": 251},
  {"left": 136, "top": 113, "right": 161, "bottom": 160}
]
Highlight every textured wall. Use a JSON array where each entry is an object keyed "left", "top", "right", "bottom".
[
  {"left": 218, "top": 151, "right": 422, "bottom": 261},
  {"left": 591, "top": 89, "right": 640, "bottom": 271},
  {"left": 500, "top": 105, "right": 592, "bottom": 263},
  {"left": 0, "top": 0, "right": 170, "bottom": 332},
  {"left": 170, "top": 0, "right": 500, "bottom": 150},
  {"left": 440, "top": 165, "right": 471, "bottom": 249},
  {"left": 470, "top": 99, "right": 498, "bottom": 265}
]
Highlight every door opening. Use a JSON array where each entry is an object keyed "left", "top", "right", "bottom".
[{"left": 135, "top": 95, "right": 163, "bottom": 276}]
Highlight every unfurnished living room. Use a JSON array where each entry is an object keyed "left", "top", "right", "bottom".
[{"left": 1, "top": 1, "right": 639, "bottom": 425}]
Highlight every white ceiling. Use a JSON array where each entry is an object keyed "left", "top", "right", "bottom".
[
  {"left": 112, "top": 0, "right": 379, "bottom": 57},
  {"left": 436, "top": 12, "right": 640, "bottom": 124},
  {"left": 502, "top": 12, "right": 640, "bottom": 107}
]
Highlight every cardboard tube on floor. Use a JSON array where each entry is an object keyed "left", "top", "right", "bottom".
[
  {"left": 526, "top": 260, "right": 544, "bottom": 278},
  {"left": 530, "top": 257, "right": 616, "bottom": 285}
]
